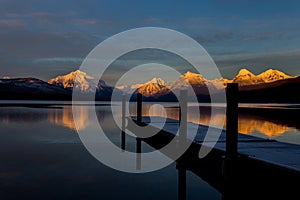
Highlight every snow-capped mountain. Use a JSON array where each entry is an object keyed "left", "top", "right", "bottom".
[
  {"left": 180, "top": 71, "right": 207, "bottom": 85},
  {"left": 137, "top": 77, "right": 170, "bottom": 97},
  {"left": 47, "top": 70, "right": 119, "bottom": 100},
  {"left": 231, "top": 69, "right": 262, "bottom": 86},
  {"left": 1, "top": 68, "right": 297, "bottom": 102},
  {"left": 149, "top": 77, "right": 166, "bottom": 86},
  {"left": 48, "top": 70, "right": 115, "bottom": 93},
  {"left": 167, "top": 71, "right": 207, "bottom": 89},
  {"left": 116, "top": 83, "right": 142, "bottom": 93},
  {"left": 208, "top": 78, "right": 231, "bottom": 89},
  {"left": 48, "top": 70, "right": 98, "bottom": 92},
  {"left": 257, "top": 69, "right": 295, "bottom": 83},
  {"left": 231, "top": 68, "right": 295, "bottom": 86},
  {"left": 121, "top": 69, "right": 295, "bottom": 96},
  {"left": 116, "top": 68, "right": 297, "bottom": 101}
]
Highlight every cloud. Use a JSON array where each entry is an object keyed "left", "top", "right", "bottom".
[
  {"left": 0, "top": 0, "right": 299, "bottom": 81},
  {"left": 0, "top": 29, "right": 99, "bottom": 80},
  {"left": 0, "top": 0, "right": 34, "bottom": 14},
  {"left": 0, "top": 30, "right": 97, "bottom": 57},
  {"left": 75, "top": 19, "right": 99, "bottom": 25},
  {"left": 0, "top": 19, "right": 26, "bottom": 27},
  {"left": 33, "top": 57, "right": 84, "bottom": 64},
  {"left": 193, "top": 30, "right": 234, "bottom": 44}
]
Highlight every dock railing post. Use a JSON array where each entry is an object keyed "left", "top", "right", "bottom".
[
  {"left": 121, "top": 94, "right": 126, "bottom": 150},
  {"left": 222, "top": 83, "right": 239, "bottom": 198},
  {"left": 176, "top": 162, "right": 187, "bottom": 200},
  {"left": 179, "top": 88, "right": 187, "bottom": 141},
  {"left": 137, "top": 93, "right": 142, "bottom": 125},
  {"left": 136, "top": 138, "right": 142, "bottom": 170},
  {"left": 136, "top": 93, "right": 142, "bottom": 169},
  {"left": 226, "top": 83, "right": 239, "bottom": 159}
]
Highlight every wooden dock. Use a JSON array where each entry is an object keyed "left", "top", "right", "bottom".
[
  {"left": 124, "top": 84, "right": 300, "bottom": 199},
  {"left": 127, "top": 116, "right": 300, "bottom": 198},
  {"left": 137, "top": 116, "right": 300, "bottom": 172}
]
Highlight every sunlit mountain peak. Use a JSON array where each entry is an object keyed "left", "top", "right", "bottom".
[
  {"left": 146, "top": 77, "right": 166, "bottom": 86},
  {"left": 137, "top": 77, "right": 169, "bottom": 97},
  {"left": 232, "top": 68, "right": 262, "bottom": 85},
  {"left": 257, "top": 69, "right": 295, "bottom": 83},
  {"left": 48, "top": 70, "right": 95, "bottom": 92},
  {"left": 236, "top": 68, "right": 255, "bottom": 77},
  {"left": 182, "top": 71, "right": 206, "bottom": 84}
]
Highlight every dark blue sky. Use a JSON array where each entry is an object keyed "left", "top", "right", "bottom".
[{"left": 0, "top": 0, "right": 300, "bottom": 81}]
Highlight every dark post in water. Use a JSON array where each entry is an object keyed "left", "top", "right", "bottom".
[
  {"left": 179, "top": 88, "right": 187, "bottom": 140},
  {"left": 136, "top": 93, "right": 143, "bottom": 169},
  {"left": 176, "top": 163, "right": 187, "bottom": 200},
  {"left": 136, "top": 138, "right": 142, "bottom": 170},
  {"left": 226, "top": 83, "right": 239, "bottom": 159},
  {"left": 121, "top": 94, "right": 126, "bottom": 150},
  {"left": 137, "top": 93, "right": 142, "bottom": 125}
]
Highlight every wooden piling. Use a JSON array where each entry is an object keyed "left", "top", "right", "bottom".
[
  {"left": 136, "top": 138, "right": 142, "bottom": 170},
  {"left": 137, "top": 93, "right": 142, "bottom": 125},
  {"left": 226, "top": 83, "right": 239, "bottom": 159},
  {"left": 176, "top": 163, "right": 187, "bottom": 200},
  {"left": 179, "top": 88, "right": 187, "bottom": 140},
  {"left": 121, "top": 94, "right": 126, "bottom": 150},
  {"left": 136, "top": 93, "right": 142, "bottom": 169}
]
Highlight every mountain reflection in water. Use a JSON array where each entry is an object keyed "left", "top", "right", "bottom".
[
  {"left": 48, "top": 106, "right": 91, "bottom": 130},
  {"left": 128, "top": 103, "right": 298, "bottom": 140},
  {"left": 1, "top": 103, "right": 298, "bottom": 143}
]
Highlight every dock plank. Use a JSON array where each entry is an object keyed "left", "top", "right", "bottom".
[{"left": 132, "top": 116, "right": 300, "bottom": 173}]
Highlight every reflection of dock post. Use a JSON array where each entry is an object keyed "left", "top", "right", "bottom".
[
  {"left": 226, "top": 83, "right": 238, "bottom": 159},
  {"left": 136, "top": 138, "right": 142, "bottom": 170},
  {"left": 136, "top": 93, "right": 142, "bottom": 169},
  {"left": 222, "top": 83, "right": 239, "bottom": 199},
  {"left": 179, "top": 88, "right": 187, "bottom": 140},
  {"left": 137, "top": 93, "right": 142, "bottom": 125},
  {"left": 176, "top": 162, "right": 186, "bottom": 200},
  {"left": 121, "top": 94, "right": 126, "bottom": 151}
]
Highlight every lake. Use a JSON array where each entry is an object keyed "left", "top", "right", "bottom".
[{"left": 0, "top": 101, "right": 299, "bottom": 199}]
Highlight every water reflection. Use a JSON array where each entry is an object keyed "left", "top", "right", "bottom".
[
  {"left": 0, "top": 108, "right": 48, "bottom": 123},
  {"left": 0, "top": 106, "right": 105, "bottom": 131},
  {"left": 237, "top": 115, "right": 292, "bottom": 137},
  {"left": 129, "top": 103, "right": 298, "bottom": 139},
  {"left": 0, "top": 103, "right": 298, "bottom": 141},
  {"left": 0, "top": 103, "right": 223, "bottom": 199},
  {"left": 48, "top": 106, "right": 91, "bottom": 130}
]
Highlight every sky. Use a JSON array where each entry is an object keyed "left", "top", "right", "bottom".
[{"left": 0, "top": 0, "right": 300, "bottom": 82}]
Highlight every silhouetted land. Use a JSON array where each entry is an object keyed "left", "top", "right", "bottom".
[{"left": 1, "top": 77, "right": 300, "bottom": 102}]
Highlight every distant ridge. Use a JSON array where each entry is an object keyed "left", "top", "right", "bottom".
[
  {"left": 0, "top": 78, "right": 71, "bottom": 100},
  {"left": 125, "top": 68, "right": 296, "bottom": 97},
  {"left": 117, "top": 68, "right": 298, "bottom": 103},
  {"left": 0, "top": 68, "right": 298, "bottom": 102},
  {"left": 239, "top": 76, "right": 300, "bottom": 103}
]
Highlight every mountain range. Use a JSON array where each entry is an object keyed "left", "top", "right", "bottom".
[{"left": 1, "top": 68, "right": 299, "bottom": 103}]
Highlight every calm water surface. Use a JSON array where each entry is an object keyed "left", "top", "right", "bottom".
[
  {"left": 131, "top": 102, "right": 300, "bottom": 145},
  {"left": 1, "top": 101, "right": 300, "bottom": 199},
  {"left": 0, "top": 101, "right": 221, "bottom": 200}
]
